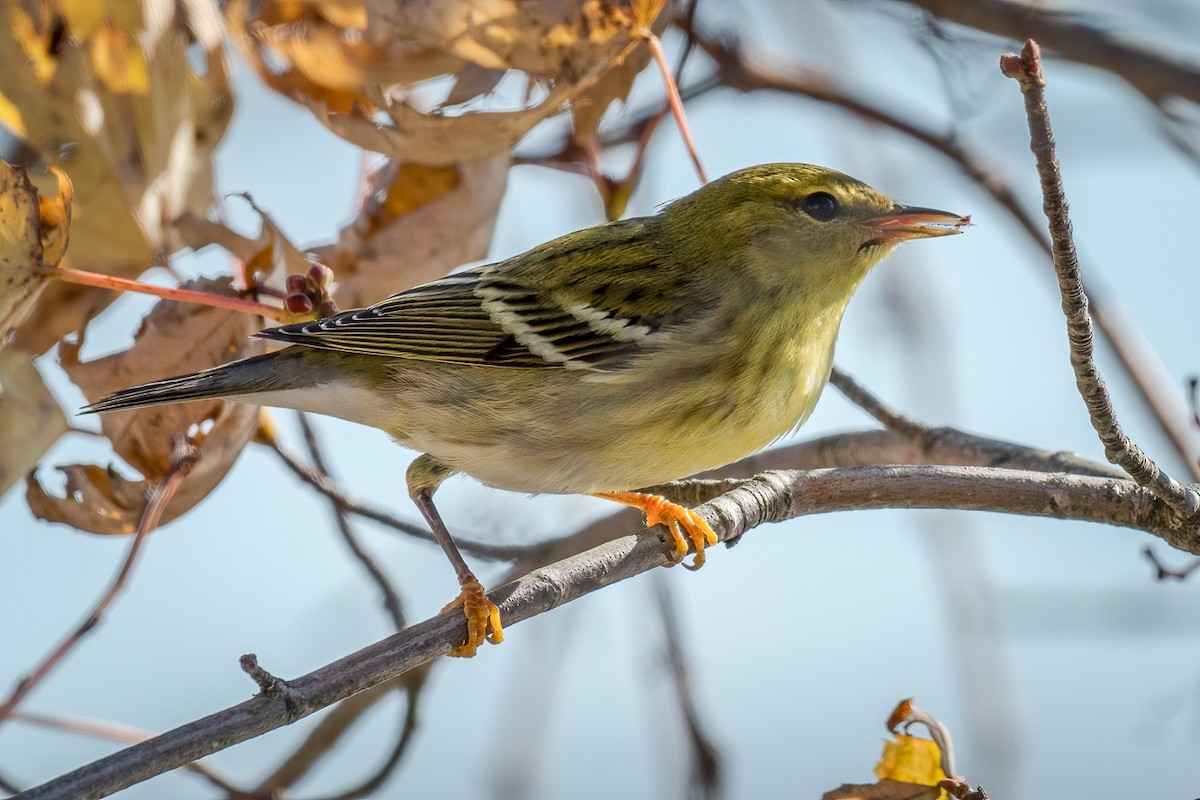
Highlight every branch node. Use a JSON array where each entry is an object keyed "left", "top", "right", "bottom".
[{"left": 239, "top": 654, "right": 296, "bottom": 716}]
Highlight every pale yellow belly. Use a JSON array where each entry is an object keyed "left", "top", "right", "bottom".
[{"left": 381, "top": 345, "right": 832, "bottom": 494}]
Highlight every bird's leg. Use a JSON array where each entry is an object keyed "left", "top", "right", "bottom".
[
  {"left": 593, "top": 491, "right": 718, "bottom": 571},
  {"left": 407, "top": 454, "right": 502, "bottom": 657}
]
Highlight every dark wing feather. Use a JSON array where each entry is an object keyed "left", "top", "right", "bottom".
[{"left": 258, "top": 218, "right": 709, "bottom": 372}]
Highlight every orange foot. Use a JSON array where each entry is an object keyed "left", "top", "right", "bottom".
[
  {"left": 594, "top": 491, "right": 718, "bottom": 570},
  {"left": 441, "top": 577, "right": 503, "bottom": 658}
]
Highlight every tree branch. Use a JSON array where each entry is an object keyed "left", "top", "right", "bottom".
[
  {"left": 1001, "top": 40, "right": 1200, "bottom": 519},
  {"left": 889, "top": 0, "right": 1200, "bottom": 105},
  {"left": 15, "top": 464, "right": 1199, "bottom": 800}
]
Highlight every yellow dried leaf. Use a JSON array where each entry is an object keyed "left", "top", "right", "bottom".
[
  {"left": 10, "top": 4, "right": 60, "bottom": 86},
  {"left": 875, "top": 735, "right": 947, "bottom": 788},
  {"left": 381, "top": 162, "right": 461, "bottom": 220},
  {"left": 89, "top": 21, "right": 150, "bottom": 94},
  {"left": 35, "top": 277, "right": 263, "bottom": 534},
  {"left": 314, "top": 154, "right": 508, "bottom": 308},
  {"left": 0, "top": 0, "right": 232, "bottom": 354},
  {"left": 0, "top": 349, "right": 69, "bottom": 495},
  {"left": 0, "top": 155, "right": 39, "bottom": 275},
  {"left": 37, "top": 166, "right": 73, "bottom": 267}
]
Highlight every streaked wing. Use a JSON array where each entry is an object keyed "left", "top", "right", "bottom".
[{"left": 257, "top": 219, "right": 698, "bottom": 372}]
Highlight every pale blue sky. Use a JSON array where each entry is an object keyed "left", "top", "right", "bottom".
[{"left": 4, "top": 3, "right": 1200, "bottom": 798}]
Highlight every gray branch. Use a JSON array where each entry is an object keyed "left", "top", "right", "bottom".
[{"left": 15, "top": 463, "right": 1199, "bottom": 800}]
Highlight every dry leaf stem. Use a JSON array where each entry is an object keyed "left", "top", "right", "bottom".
[{"left": 46, "top": 266, "right": 288, "bottom": 321}]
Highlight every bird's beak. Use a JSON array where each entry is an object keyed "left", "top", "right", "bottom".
[{"left": 862, "top": 204, "right": 971, "bottom": 245}]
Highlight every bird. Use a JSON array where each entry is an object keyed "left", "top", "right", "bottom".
[{"left": 84, "top": 163, "right": 968, "bottom": 656}]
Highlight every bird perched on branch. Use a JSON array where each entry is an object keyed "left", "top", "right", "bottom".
[{"left": 85, "top": 163, "right": 968, "bottom": 656}]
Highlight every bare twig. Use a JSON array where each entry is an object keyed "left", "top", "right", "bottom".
[
  {"left": 0, "top": 437, "right": 201, "bottom": 726},
  {"left": 239, "top": 654, "right": 287, "bottom": 698},
  {"left": 250, "top": 671, "right": 426, "bottom": 800},
  {"left": 828, "top": 367, "right": 926, "bottom": 440},
  {"left": 256, "top": 417, "right": 427, "bottom": 797},
  {"left": 1141, "top": 546, "right": 1200, "bottom": 582},
  {"left": 0, "top": 771, "right": 20, "bottom": 796},
  {"left": 637, "top": 27, "right": 708, "bottom": 183},
  {"left": 1001, "top": 39, "right": 1200, "bottom": 519},
  {"left": 890, "top": 0, "right": 1200, "bottom": 105},
  {"left": 296, "top": 412, "right": 407, "bottom": 630},
  {"left": 262, "top": 435, "right": 522, "bottom": 562},
  {"left": 15, "top": 463, "right": 1200, "bottom": 800},
  {"left": 654, "top": 576, "right": 722, "bottom": 800}
]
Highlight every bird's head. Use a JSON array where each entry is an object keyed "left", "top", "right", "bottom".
[{"left": 661, "top": 163, "right": 968, "bottom": 301}]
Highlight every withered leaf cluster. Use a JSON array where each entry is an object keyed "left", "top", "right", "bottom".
[{"left": 0, "top": 0, "right": 667, "bottom": 534}]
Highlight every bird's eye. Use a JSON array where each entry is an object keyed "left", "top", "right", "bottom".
[{"left": 800, "top": 191, "right": 838, "bottom": 222}]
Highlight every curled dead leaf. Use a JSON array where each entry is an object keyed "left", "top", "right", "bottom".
[
  {"left": 26, "top": 464, "right": 146, "bottom": 536},
  {"left": 31, "top": 277, "right": 264, "bottom": 534},
  {"left": 314, "top": 154, "right": 509, "bottom": 308}
]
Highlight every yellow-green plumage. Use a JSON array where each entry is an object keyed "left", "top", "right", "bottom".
[
  {"left": 87, "top": 163, "right": 966, "bottom": 655},
  {"left": 87, "top": 163, "right": 965, "bottom": 496}
]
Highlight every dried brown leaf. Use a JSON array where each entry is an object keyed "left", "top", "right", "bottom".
[
  {"left": 0, "top": 158, "right": 43, "bottom": 341},
  {"left": 306, "top": 83, "right": 574, "bottom": 163},
  {"left": 363, "top": 0, "right": 648, "bottom": 78},
  {"left": 314, "top": 154, "right": 508, "bottom": 308},
  {"left": 233, "top": 0, "right": 661, "bottom": 161},
  {"left": 0, "top": 349, "right": 69, "bottom": 495},
  {"left": 0, "top": 0, "right": 232, "bottom": 354},
  {"left": 35, "top": 277, "right": 263, "bottom": 534},
  {"left": 174, "top": 199, "right": 309, "bottom": 288},
  {"left": 0, "top": 161, "right": 73, "bottom": 346},
  {"left": 26, "top": 464, "right": 146, "bottom": 536}
]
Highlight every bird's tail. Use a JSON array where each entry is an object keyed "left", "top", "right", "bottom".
[{"left": 81, "top": 352, "right": 286, "bottom": 414}]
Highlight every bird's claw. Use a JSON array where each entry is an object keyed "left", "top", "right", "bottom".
[{"left": 442, "top": 578, "right": 503, "bottom": 657}]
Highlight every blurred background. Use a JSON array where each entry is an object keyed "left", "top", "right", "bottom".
[{"left": 3, "top": 0, "right": 1200, "bottom": 797}]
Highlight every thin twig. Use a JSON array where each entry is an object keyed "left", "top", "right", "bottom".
[
  {"left": 253, "top": 414, "right": 423, "bottom": 798},
  {"left": 261, "top": 436, "right": 521, "bottom": 562},
  {"left": 0, "top": 771, "right": 20, "bottom": 796},
  {"left": 828, "top": 367, "right": 926, "bottom": 440},
  {"left": 637, "top": 27, "right": 708, "bottom": 183},
  {"left": 1001, "top": 39, "right": 1200, "bottom": 520},
  {"left": 308, "top": 677, "right": 423, "bottom": 800},
  {"left": 891, "top": 0, "right": 1200, "bottom": 105},
  {"left": 653, "top": 576, "right": 722, "bottom": 800},
  {"left": 296, "top": 412, "right": 407, "bottom": 630},
  {"left": 1141, "top": 546, "right": 1200, "bottom": 582},
  {"left": 0, "top": 437, "right": 201, "bottom": 726}
]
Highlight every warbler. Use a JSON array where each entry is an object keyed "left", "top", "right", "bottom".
[{"left": 85, "top": 164, "right": 967, "bottom": 656}]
